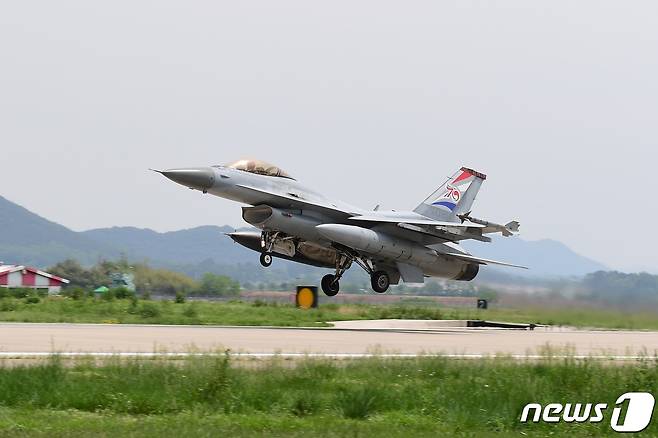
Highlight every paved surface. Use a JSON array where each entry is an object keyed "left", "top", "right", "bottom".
[{"left": 1, "top": 321, "right": 658, "bottom": 358}]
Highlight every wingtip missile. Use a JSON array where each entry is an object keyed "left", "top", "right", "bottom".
[{"left": 457, "top": 214, "right": 521, "bottom": 237}]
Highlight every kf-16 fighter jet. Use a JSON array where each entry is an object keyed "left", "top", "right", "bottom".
[{"left": 155, "top": 159, "right": 525, "bottom": 296}]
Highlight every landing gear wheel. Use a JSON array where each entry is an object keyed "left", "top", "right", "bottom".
[
  {"left": 371, "top": 271, "right": 390, "bottom": 293},
  {"left": 321, "top": 274, "right": 340, "bottom": 297},
  {"left": 259, "top": 252, "right": 272, "bottom": 267}
]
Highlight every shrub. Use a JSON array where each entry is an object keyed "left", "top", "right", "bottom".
[
  {"left": 133, "top": 264, "right": 197, "bottom": 296},
  {"left": 199, "top": 352, "right": 231, "bottom": 401},
  {"left": 139, "top": 302, "right": 161, "bottom": 318},
  {"left": 0, "top": 300, "right": 18, "bottom": 312},
  {"left": 174, "top": 291, "right": 186, "bottom": 304},
  {"left": 290, "top": 391, "right": 320, "bottom": 417},
  {"left": 336, "top": 386, "right": 378, "bottom": 419},
  {"left": 112, "top": 287, "right": 135, "bottom": 300},
  {"left": 101, "top": 290, "right": 115, "bottom": 301},
  {"left": 194, "top": 273, "right": 240, "bottom": 297},
  {"left": 24, "top": 296, "right": 40, "bottom": 304},
  {"left": 9, "top": 288, "right": 31, "bottom": 299},
  {"left": 127, "top": 297, "right": 139, "bottom": 314},
  {"left": 63, "top": 286, "right": 87, "bottom": 300},
  {"left": 182, "top": 304, "right": 198, "bottom": 318}
]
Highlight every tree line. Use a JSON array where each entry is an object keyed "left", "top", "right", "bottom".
[
  {"left": 48, "top": 259, "right": 240, "bottom": 297},
  {"left": 579, "top": 270, "right": 658, "bottom": 309}
]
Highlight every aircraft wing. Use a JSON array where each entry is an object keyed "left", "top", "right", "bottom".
[
  {"left": 443, "top": 252, "right": 528, "bottom": 269},
  {"left": 235, "top": 184, "right": 355, "bottom": 219},
  {"left": 348, "top": 215, "right": 485, "bottom": 229}
]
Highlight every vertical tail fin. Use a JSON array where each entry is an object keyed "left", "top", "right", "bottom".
[{"left": 413, "top": 167, "right": 486, "bottom": 222}]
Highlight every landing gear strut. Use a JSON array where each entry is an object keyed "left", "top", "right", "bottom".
[
  {"left": 351, "top": 255, "right": 390, "bottom": 294},
  {"left": 321, "top": 253, "right": 352, "bottom": 297},
  {"left": 320, "top": 251, "right": 391, "bottom": 296}
]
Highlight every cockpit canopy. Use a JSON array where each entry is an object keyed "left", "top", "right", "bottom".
[{"left": 223, "top": 159, "right": 294, "bottom": 180}]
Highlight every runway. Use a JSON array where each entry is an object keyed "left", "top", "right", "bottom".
[{"left": 1, "top": 320, "right": 658, "bottom": 359}]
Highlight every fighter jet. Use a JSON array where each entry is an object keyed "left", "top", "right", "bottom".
[{"left": 155, "top": 159, "right": 525, "bottom": 296}]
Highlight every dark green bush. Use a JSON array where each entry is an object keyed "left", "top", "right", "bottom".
[
  {"left": 174, "top": 291, "right": 186, "bottom": 304},
  {"left": 290, "top": 391, "right": 321, "bottom": 417},
  {"left": 336, "top": 386, "right": 378, "bottom": 419},
  {"left": 0, "top": 299, "right": 17, "bottom": 311},
  {"left": 139, "top": 302, "right": 161, "bottom": 318},
  {"left": 182, "top": 304, "right": 198, "bottom": 318},
  {"left": 24, "top": 296, "right": 40, "bottom": 304},
  {"left": 9, "top": 288, "right": 31, "bottom": 299},
  {"left": 112, "top": 287, "right": 135, "bottom": 300},
  {"left": 101, "top": 290, "right": 115, "bottom": 301},
  {"left": 63, "top": 286, "right": 87, "bottom": 300}
]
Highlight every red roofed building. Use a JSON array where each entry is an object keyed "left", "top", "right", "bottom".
[{"left": 0, "top": 264, "right": 70, "bottom": 294}]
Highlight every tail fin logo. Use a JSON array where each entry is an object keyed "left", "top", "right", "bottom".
[
  {"left": 447, "top": 186, "right": 461, "bottom": 202},
  {"left": 430, "top": 169, "right": 476, "bottom": 211},
  {"left": 416, "top": 167, "right": 486, "bottom": 219},
  {"left": 432, "top": 185, "right": 461, "bottom": 211}
]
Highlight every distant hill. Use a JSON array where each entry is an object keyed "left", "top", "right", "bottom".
[
  {"left": 0, "top": 195, "right": 116, "bottom": 266},
  {"left": 0, "top": 194, "right": 606, "bottom": 279},
  {"left": 81, "top": 225, "right": 254, "bottom": 265},
  {"left": 462, "top": 237, "right": 606, "bottom": 278}
]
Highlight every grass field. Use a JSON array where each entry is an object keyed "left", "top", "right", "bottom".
[
  {"left": 1, "top": 295, "right": 658, "bottom": 330},
  {"left": 0, "top": 355, "right": 656, "bottom": 437}
]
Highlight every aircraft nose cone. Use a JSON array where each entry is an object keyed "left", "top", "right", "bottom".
[{"left": 160, "top": 167, "right": 215, "bottom": 191}]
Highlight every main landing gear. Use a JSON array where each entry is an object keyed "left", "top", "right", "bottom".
[
  {"left": 321, "top": 253, "right": 351, "bottom": 297},
  {"left": 321, "top": 274, "right": 339, "bottom": 296},
  {"left": 370, "top": 271, "right": 390, "bottom": 293},
  {"left": 320, "top": 252, "right": 391, "bottom": 297},
  {"left": 258, "top": 231, "right": 392, "bottom": 297}
]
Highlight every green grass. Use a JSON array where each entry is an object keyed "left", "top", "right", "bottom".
[
  {"left": 0, "top": 355, "right": 657, "bottom": 436},
  {"left": 0, "top": 296, "right": 657, "bottom": 330}
]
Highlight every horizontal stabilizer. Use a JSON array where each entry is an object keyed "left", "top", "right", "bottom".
[{"left": 443, "top": 252, "right": 528, "bottom": 269}]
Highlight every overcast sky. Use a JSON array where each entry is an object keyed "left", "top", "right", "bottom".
[{"left": 1, "top": 1, "right": 657, "bottom": 272}]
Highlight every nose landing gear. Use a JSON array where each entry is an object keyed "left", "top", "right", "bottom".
[
  {"left": 259, "top": 252, "right": 272, "bottom": 267},
  {"left": 259, "top": 231, "right": 280, "bottom": 268}
]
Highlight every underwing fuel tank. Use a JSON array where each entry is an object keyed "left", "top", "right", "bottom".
[{"left": 315, "top": 224, "right": 479, "bottom": 281}]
